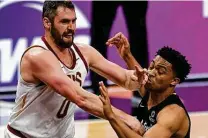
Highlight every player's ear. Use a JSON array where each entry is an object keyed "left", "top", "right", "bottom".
[
  {"left": 170, "top": 77, "right": 180, "bottom": 86},
  {"left": 43, "top": 17, "right": 51, "bottom": 29}
]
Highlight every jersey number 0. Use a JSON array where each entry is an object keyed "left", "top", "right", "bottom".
[{"left": 56, "top": 99, "right": 70, "bottom": 118}]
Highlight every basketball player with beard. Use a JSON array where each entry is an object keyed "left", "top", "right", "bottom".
[
  {"left": 4, "top": 1, "right": 146, "bottom": 138},
  {"left": 99, "top": 32, "right": 191, "bottom": 138}
]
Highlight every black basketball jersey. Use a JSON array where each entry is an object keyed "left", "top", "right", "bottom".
[{"left": 136, "top": 92, "right": 190, "bottom": 138}]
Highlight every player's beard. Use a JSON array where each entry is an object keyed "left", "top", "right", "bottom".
[{"left": 50, "top": 24, "right": 74, "bottom": 48}]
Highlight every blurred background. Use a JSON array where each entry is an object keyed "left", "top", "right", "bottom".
[{"left": 0, "top": 0, "right": 208, "bottom": 137}]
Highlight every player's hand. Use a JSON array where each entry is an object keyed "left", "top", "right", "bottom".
[
  {"left": 99, "top": 81, "right": 115, "bottom": 120},
  {"left": 106, "top": 32, "right": 131, "bottom": 59},
  {"left": 134, "top": 66, "right": 148, "bottom": 88}
]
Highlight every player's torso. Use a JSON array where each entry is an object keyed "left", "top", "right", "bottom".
[
  {"left": 136, "top": 94, "right": 158, "bottom": 131},
  {"left": 137, "top": 92, "right": 190, "bottom": 138},
  {"left": 8, "top": 37, "right": 88, "bottom": 138}
]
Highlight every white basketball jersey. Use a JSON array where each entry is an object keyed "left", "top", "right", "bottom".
[{"left": 8, "top": 36, "right": 88, "bottom": 138}]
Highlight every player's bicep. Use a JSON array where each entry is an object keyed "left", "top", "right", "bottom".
[
  {"left": 89, "top": 46, "right": 126, "bottom": 85},
  {"left": 28, "top": 50, "right": 62, "bottom": 84},
  {"left": 143, "top": 105, "right": 185, "bottom": 138},
  {"left": 27, "top": 50, "right": 79, "bottom": 102}
]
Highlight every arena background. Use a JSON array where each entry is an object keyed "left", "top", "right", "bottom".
[{"left": 0, "top": 0, "right": 208, "bottom": 137}]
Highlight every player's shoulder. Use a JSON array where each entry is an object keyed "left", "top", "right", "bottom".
[
  {"left": 158, "top": 104, "right": 187, "bottom": 120},
  {"left": 23, "top": 45, "right": 54, "bottom": 63},
  {"left": 74, "top": 42, "right": 98, "bottom": 57},
  {"left": 74, "top": 42, "right": 93, "bottom": 51},
  {"left": 157, "top": 104, "right": 188, "bottom": 131}
]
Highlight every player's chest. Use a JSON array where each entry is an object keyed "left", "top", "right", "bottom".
[
  {"left": 138, "top": 104, "right": 158, "bottom": 131},
  {"left": 60, "top": 62, "right": 87, "bottom": 87},
  {"left": 141, "top": 110, "right": 157, "bottom": 129}
]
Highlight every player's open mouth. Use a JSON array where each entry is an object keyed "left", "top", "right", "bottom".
[{"left": 64, "top": 34, "right": 73, "bottom": 38}]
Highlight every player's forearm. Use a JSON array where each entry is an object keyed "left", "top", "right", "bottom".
[
  {"left": 123, "top": 53, "right": 142, "bottom": 70},
  {"left": 50, "top": 75, "right": 106, "bottom": 119},
  {"left": 75, "top": 88, "right": 130, "bottom": 120},
  {"left": 112, "top": 107, "right": 145, "bottom": 135},
  {"left": 108, "top": 114, "right": 142, "bottom": 138},
  {"left": 77, "top": 90, "right": 106, "bottom": 119},
  {"left": 80, "top": 93, "right": 128, "bottom": 120}
]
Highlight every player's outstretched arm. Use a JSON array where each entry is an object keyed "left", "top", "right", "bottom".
[
  {"left": 99, "top": 82, "right": 145, "bottom": 138},
  {"left": 81, "top": 43, "right": 144, "bottom": 91}
]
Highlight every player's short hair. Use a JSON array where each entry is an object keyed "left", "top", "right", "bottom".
[
  {"left": 156, "top": 46, "right": 191, "bottom": 83},
  {"left": 42, "top": 0, "right": 75, "bottom": 22}
]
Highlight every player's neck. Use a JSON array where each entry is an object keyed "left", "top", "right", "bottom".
[{"left": 148, "top": 88, "right": 175, "bottom": 108}]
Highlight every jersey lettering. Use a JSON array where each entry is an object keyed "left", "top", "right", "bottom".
[
  {"left": 67, "top": 72, "right": 82, "bottom": 86},
  {"left": 56, "top": 72, "right": 82, "bottom": 118}
]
